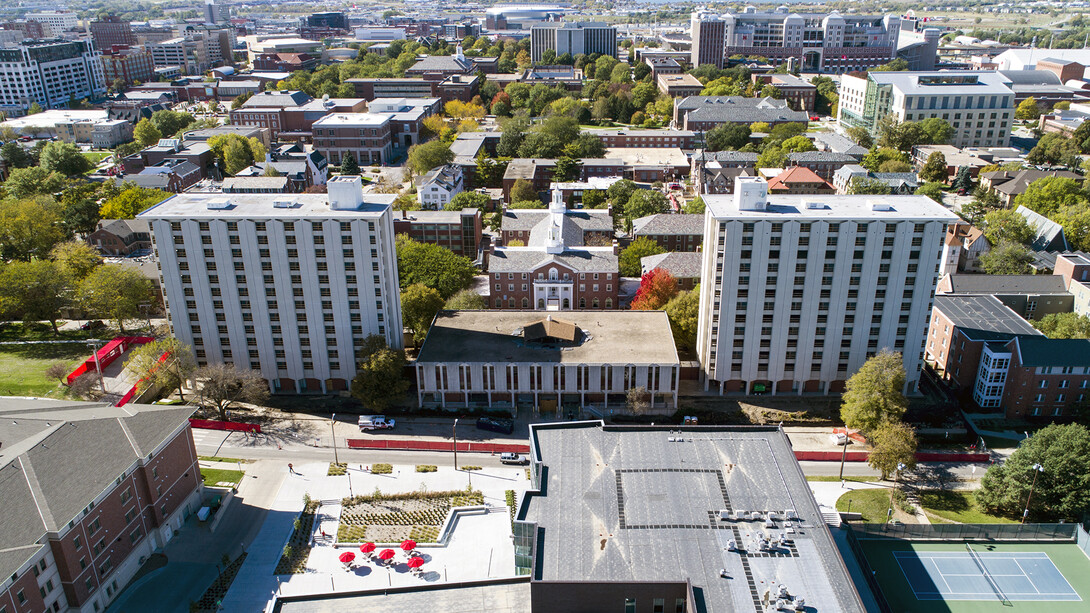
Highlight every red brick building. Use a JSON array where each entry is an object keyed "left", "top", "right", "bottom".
[
  {"left": 90, "top": 16, "right": 136, "bottom": 50},
  {"left": 311, "top": 112, "right": 393, "bottom": 166},
  {"left": 583, "top": 128, "right": 696, "bottom": 149},
  {"left": 393, "top": 207, "right": 483, "bottom": 258},
  {"left": 0, "top": 400, "right": 201, "bottom": 613},
  {"left": 766, "top": 166, "right": 836, "bottom": 195},
  {"left": 500, "top": 206, "right": 614, "bottom": 247},
  {"left": 100, "top": 45, "right": 155, "bottom": 86},
  {"left": 751, "top": 73, "right": 818, "bottom": 112},
  {"left": 630, "top": 214, "right": 704, "bottom": 252},
  {"left": 228, "top": 90, "right": 367, "bottom": 139}
]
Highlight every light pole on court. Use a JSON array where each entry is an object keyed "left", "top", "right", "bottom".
[{"left": 1021, "top": 463, "right": 1044, "bottom": 525}]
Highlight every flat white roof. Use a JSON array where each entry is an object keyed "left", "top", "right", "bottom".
[
  {"left": 137, "top": 192, "right": 396, "bottom": 219},
  {"left": 311, "top": 112, "right": 391, "bottom": 127},
  {"left": 603, "top": 147, "right": 688, "bottom": 167},
  {"left": 2, "top": 109, "right": 107, "bottom": 129},
  {"left": 705, "top": 193, "right": 961, "bottom": 222}
]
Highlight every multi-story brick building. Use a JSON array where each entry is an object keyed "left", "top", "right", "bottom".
[
  {"left": 346, "top": 75, "right": 479, "bottom": 104},
  {"left": 674, "top": 96, "right": 810, "bottom": 131},
  {"left": 766, "top": 166, "right": 836, "bottom": 195},
  {"left": 0, "top": 398, "right": 201, "bottom": 613},
  {"left": 228, "top": 91, "right": 367, "bottom": 139},
  {"left": 90, "top": 16, "right": 136, "bottom": 50},
  {"left": 788, "top": 151, "right": 859, "bottom": 182},
  {"left": 489, "top": 190, "right": 619, "bottom": 310},
  {"left": 392, "top": 208, "right": 483, "bottom": 259},
  {"left": 630, "top": 214, "right": 704, "bottom": 252},
  {"left": 500, "top": 201, "right": 614, "bottom": 247},
  {"left": 657, "top": 74, "right": 704, "bottom": 98},
  {"left": 752, "top": 74, "right": 818, "bottom": 112},
  {"left": 139, "top": 176, "right": 403, "bottom": 393},
  {"left": 88, "top": 219, "right": 152, "bottom": 255},
  {"left": 641, "top": 251, "right": 702, "bottom": 290},
  {"left": 698, "top": 177, "right": 957, "bottom": 395},
  {"left": 100, "top": 45, "right": 155, "bottom": 86},
  {"left": 583, "top": 129, "right": 696, "bottom": 149},
  {"left": 311, "top": 113, "right": 393, "bottom": 166}
]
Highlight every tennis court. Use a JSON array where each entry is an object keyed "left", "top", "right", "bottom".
[{"left": 895, "top": 549, "right": 1080, "bottom": 602}]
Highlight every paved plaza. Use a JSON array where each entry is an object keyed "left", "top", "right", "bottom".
[{"left": 220, "top": 461, "right": 529, "bottom": 612}]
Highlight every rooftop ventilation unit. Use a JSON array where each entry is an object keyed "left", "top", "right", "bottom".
[
  {"left": 206, "top": 198, "right": 232, "bottom": 210},
  {"left": 273, "top": 199, "right": 297, "bottom": 208},
  {"left": 805, "top": 201, "right": 826, "bottom": 210},
  {"left": 871, "top": 202, "right": 894, "bottom": 212}
]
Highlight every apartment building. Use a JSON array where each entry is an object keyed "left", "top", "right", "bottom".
[
  {"left": 24, "top": 11, "right": 78, "bottom": 36},
  {"left": 100, "top": 45, "right": 155, "bottom": 86},
  {"left": 139, "top": 176, "right": 403, "bottom": 394},
  {"left": 530, "top": 22, "right": 617, "bottom": 63},
  {"left": 149, "top": 37, "right": 203, "bottom": 74},
  {"left": 583, "top": 128, "right": 696, "bottom": 149},
  {"left": 90, "top": 16, "right": 136, "bottom": 50},
  {"left": 838, "top": 71, "right": 1015, "bottom": 148},
  {"left": 657, "top": 74, "right": 704, "bottom": 98},
  {"left": 89, "top": 219, "right": 152, "bottom": 255},
  {"left": 690, "top": 10, "right": 900, "bottom": 73},
  {"left": 311, "top": 113, "right": 393, "bottom": 166},
  {"left": 0, "top": 398, "right": 201, "bottom": 613},
  {"left": 0, "top": 39, "right": 106, "bottom": 115},
  {"left": 752, "top": 73, "right": 818, "bottom": 112},
  {"left": 697, "top": 177, "right": 957, "bottom": 395}
]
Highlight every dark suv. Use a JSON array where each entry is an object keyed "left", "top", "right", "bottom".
[{"left": 476, "top": 416, "right": 514, "bottom": 435}]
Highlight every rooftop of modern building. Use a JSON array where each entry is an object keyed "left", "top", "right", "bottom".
[
  {"left": 519, "top": 422, "right": 866, "bottom": 613},
  {"left": 704, "top": 191, "right": 958, "bottom": 222},
  {"left": 601, "top": 148, "right": 689, "bottom": 167},
  {"left": 932, "top": 294, "right": 1043, "bottom": 341},
  {"left": 416, "top": 310, "right": 677, "bottom": 365},
  {"left": 658, "top": 73, "right": 703, "bottom": 86},
  {"left": 138, "top": 188, "right": 396, "bottom": 219},
  {"left": 862, "top": 70, "right": 1015, "bottom": 96},
  {"left": 529, "top": 21, "right": 612, "bottom": 29},
  {"left": 310, "top": 112, "right": 391, "bottom": 127},
  {"left": 0, "top": 398, "right": 195, "bottom": 581},
  {"left": 392, "top": 208, "right": 477, "bottom": 224},
  {"left": 582, "top": 127, "right": 695, "bottom": 137},
  {"left": 939, "top": 273, "right": 1069, "bottom": 295}
]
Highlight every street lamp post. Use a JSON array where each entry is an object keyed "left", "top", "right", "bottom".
[
  {"left": 1021, "top": 463, "right": 1045, "bottom": 525},
  {"left": 87, "top": 341, "right": 106, "bottom": 395},
  {"left": 452, "top": 418, "right": 459, "bottom": 470},
  {"left": 838, "top": 429, "right": 850, "bottom": 481},
  {"left": 139, "top": 303, "right": 152, "bottom": 334},
  {"left": 330, "top": 413, "right": 339, "bottom": 465},
  {"left": 886, "top": 462, "right": 906, "bottom": 523}
]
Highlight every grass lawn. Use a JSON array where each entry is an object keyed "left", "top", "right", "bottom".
[
  {"left": 82, "top": 151, "right": 113, "bottom": 164},
  {"left": 859, "top": 539, "right": 1090, "bottom": 613},
  {"left": 0, "top": 343, "right": 89, "bottom": 397},
  {"left": 918, "top": 490, "right": 1018, "bottom": 524},
  {"left": 200, "top": 467, "right": 244, "bottom": 486},
  {"left": 198, "top": 456, "right": 252, "bottom": 464},
  {"left": 0, "top": 322, "right": 99, "bottom": 342},
  {"left": 806, "top": 475, "right": 881, "bottom": 483},
  {"left": 837, "top": 488, "right": 896, "bottom": 523}
]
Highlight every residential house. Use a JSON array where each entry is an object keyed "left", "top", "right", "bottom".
[
  {"left": 88, "top": 219, "right": 152, "bottom": 255},
  {"left": 641, "top": 251, "right": 702, "bottom": 290},
  {"left": 417, "top": 164, "right": 464, "bottom": 210},
  {"left": 765, "top": 166, "right": 835, "bottom": 195}
]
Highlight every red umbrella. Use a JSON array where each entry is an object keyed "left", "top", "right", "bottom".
[
  {"left": 406, "top": 556, "right": 425, "bottom": 569},
  {"left": 360, "top": 542, "right": 376, "bottom": 554},
  {"left": 338, "top": 551, "right": 355, "bottom": 564},
  {"left": 400, "top": 539, "right": 417, "bottom": 552},
  {"left": 378, "top": 548, "right": 396, "bottom": 561}
]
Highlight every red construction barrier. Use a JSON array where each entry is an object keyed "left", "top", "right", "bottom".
[
  {"left": 66, "top": 336, "right": 154, "bottom": 385},
  {"left": 346, "top": 438, "right": 530, "bottom": 454},
  {"left": 189, "top": 418, "right": 262, "bottom": 433},
  {"left": 794, "top": 450, "right": 991, "bottom": 463},
  {"left": 115, "top": 349, "right": 172, "bottom": 407},
  {"left": 831, "top": 428, "right": 868, "bottom": 444}
]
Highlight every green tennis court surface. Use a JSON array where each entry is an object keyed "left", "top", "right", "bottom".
[{"left": 860, "top": 540, "right": 1090, "bottom": 613}]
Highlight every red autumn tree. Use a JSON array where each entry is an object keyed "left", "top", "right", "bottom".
[{"left": 630, "top": 268, "right": 679, "bottom": 311}]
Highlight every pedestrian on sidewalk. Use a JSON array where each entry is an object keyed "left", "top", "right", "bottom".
[{"left": 288, "top": 463, "right": 295, "bottom": 475}]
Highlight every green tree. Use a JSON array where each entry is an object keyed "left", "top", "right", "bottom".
[
  {"left": 979, "top": 240, "right": 1034, "bottom": 275},
  {"left": 962, "top": 187, "right": 1002, "bottom": 224},
  {"left": 446, "top": 191, "right": 489, "bottom": 211},
  {"left": 780, "top": 135, "right": 816, "bottom": 153},
  {"left": 877, "top": 160, "right": 913, "bottom": 173},
  {"left": 3, "top": 167, "right": 66, "bottom": 199},
  {"left": 510, "top": 199, "right": 545, "bottom": 209},
  {"left": 340, "top": 151, "right": 359, "bottom": 175},
  {"left": 1027, "top": 132, "right": 1080, "bottom": 167},
  {"left": 0, "top": 260, "right": 71, "bottom": 333},
  {"left": 401, "top": 283, "right": 444, "bottom": 345},
  {"left": 683, "top": 196, "right": 705, "bottom": 214},
  {"left": 606, "top": 179, "right": 637, "bottom": 207},
  {"left": 554, "top": 155, "right": 580, "bottom": 182},
  {"left": 475, "top": 153, "right": 507, "bottom": 188},
  {"left": 230, "top": 91, "right": 252, "bottom": 109},
  {"left": 848, "top": 177, "right": 893, "bottom": 195},
  {"left": 867, "top": 421, "right": 918, "bottom": 480},
  {"left": 582, "top": 189, "right": 607, "bottom": 209},
  {"left": 223, "top": 137, "right": 253, "bottom": 176},
  {"left": 915, "top": 182, "right": 946, "bottom": 204},
  {"left": 951, "top": 166, "right": 975, "bottom": 193},
  {"left": 872, "top": 58, "right": 908, "bottom": 71},
  {"left": 618, "top": 237, "right": 665, "bottom": 277},
  {"left": 919, "top": 151, "right": 948, "bottom": 183},
  {"left": 975, "top": 423, "right": 1090, "bottom": 521},
  {"left": 407, "top": 140, "right": 454, "bottom": 176},
  {"left": 123, "top": 337, "right": 196, "bottom": 400},
  {"left": 1032, "top": 312, "right": 1090, "bottom": 339},
  {"left": 39, "top": 142, "right": 92, "bottom": 176},
  {"left": 27, "top": 102, "right": 42, "bottom": 115},
  {"left": 983, "top": 209, "right": 1035, "bottom": 246},
  {"left": 78, "top": 264, "right": 155, "bottom": 332},
  {"left": 705, "top": 124, "right": 751, "bottom": 151},
  {"left": 1016, "top": 96, "right": 1042, "bottom": 120},
  {"left": 624, "top": 190, "right": 670, "bottom": 220},
  {"left": 918, "top": 118, "right": 954, "bottom": 145},
  {"left": 509, "top": 178, "right": 538, "bottom": 204},
  {"left": 1, "top": 142, "right": 31, "bottom": 168},
  {"left": 846, "top": 126, "right": 873, "bottom": 149},
  {"left": 50, "top": 240, "right": 101, "bottom": 280},
  {"left": 444, "top": 289, "right": 487, "bottom": 310},
  {"left": 756, "top": 145, "right": 787, "bottom": 168},
  {"left": 350, "top": 336, "right": 409, "bottom": 411},
  {"left": 194, "top": 363, "right": 269, "bottom": 420},
  {"left": 1014, "top": 177, "right": 1087, "bottom": 218},
  {"left": 149, "top": 109, "right": 195, "bottom": 138},
  {"left": 840, "top": 349, "right": 907, "bottom": 435},
  {"left": 876, "top": 116, "right": 923, "bottom": 151},
  {"left": 1054, "top": 204, "right": 1090, "bottom": 252},
  {"left": 664, "top": 287, "right": 699, "bottom": 352},
  {"left": 395, "top": 236, "right": 476, "bottom": 299},
  {"left": 99, "top": 185, "right": 170, "bottom": 219},
  {"left": 862, "top": 147, "right": 909, "bottom": 172},
  {"left": 0, "top": 198, "right": 67, "bottom": 261},
  {"left": 134, "top": 118, "right": 161, "bottom": 147}
]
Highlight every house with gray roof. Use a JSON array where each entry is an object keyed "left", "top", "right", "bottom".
[
  {"left": 980, "top": 169, "right": 1082, "bottom": 207},
  {"left": 674, "top": 96, "right": 810, "bottom": 131},
  {"left": 641, "top": 251, "right": 702, "bottom": 289},
  {"left": 788, "top": 150, "right": 859, "bottom": 181},
  {"left": 832, "top": 164, "right": 918, "bottom": 195},
  {"left": 0, "top": 398, "right": 201, "bottom": 613},
  {"left": 630, "top": 213, "right": 704, "bottom": 252},
  {"left": 417, "top": 164, "right": 464, "bottom": 209},
  {"left": 405, "top": 47, "right": 475, "bottom": 76},
  {"left": 1015, "top": 205, "right": 1069, "bottom": 252}
]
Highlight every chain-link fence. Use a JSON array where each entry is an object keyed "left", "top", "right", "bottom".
[{"left": 848, "top": 522, "right": 1077, "bottom": 542}]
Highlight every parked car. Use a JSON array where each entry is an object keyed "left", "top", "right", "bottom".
[
  {"left": 358, "top": 415, "right": 395, "bottom": 431},
  {"left": 476, "top": 416, "right": 514, "bottom": 435},
  {"left": 499, "top": 452, "right": 528, "bottom": 465},
  {"left": 80, "top": 320, "right": 105, "bottom": 331}
]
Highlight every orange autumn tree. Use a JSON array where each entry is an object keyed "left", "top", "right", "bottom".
[{"left": 630, "top": 268, "right": 679, "bottom": 311}]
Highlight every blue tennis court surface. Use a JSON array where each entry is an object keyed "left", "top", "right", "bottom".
[{"left": 894, "top": 550, "right": 1082, "bottom": 601}]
